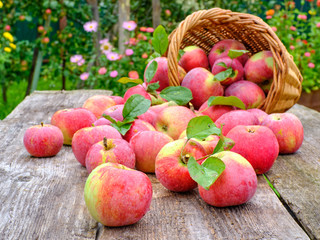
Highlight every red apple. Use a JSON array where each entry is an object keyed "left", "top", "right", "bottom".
[
  {"left": 261, "top": 113, "right": 304, "bottom": 154},
  {"left": 93, "top": 117, "right": 111, "bottom": 126},
  {"left": 208, "top": 39, "right": 249, "bottom": 67},
  {"left": 211, "top": 57, "right": 244, "bottom": 86},
  {"left": 109, "top": 95, "right": 124, "bottom": 105},
  {"left": 84, "top": 162, "right": 152, "bottom": 227},
  {"left": 130, "top": 131, "right": 173, "bottom": 173},
  {"left": 154, "top": 106, "right": 196, "bottom": 140},
  {"left": 178, "top": 45, "right": 209, "bottom": 72},
  {"left": 38, "top": 26, "right": 45, "bottom": 33},
  {"left": 198, "top": 151, "right": 257, "bottom": 207},
  {"left": 155, "top": 139, "right": 207, "bottom": 192},
  {"left": 82, "top": 95, "right": 116, "bottom": 118},
  {"left": 123, "top": 85, "right": 151, "bottom": 102},
  {"left": 23, "top": 123, "right": 63, "bottom": 157},
  {"left": 102, "top": 104, "right": 124, "bottom": 122},
  {"left": 247, "top": 108, "right": 268, "bottom": 124},
  {"left": 244, "top": 50, "right": 274, "bottom": 84},
  {"left": 123, "top": 119, "right": 155, "bottom": 142},
  {"left": 198, "top": 100, "right": 234, "bottom": 122},
  {"left": 181, "top": 67, "right": 224, "bottom": 109},
  {"left": 85, "top": 138, "right": 135, "bottom": 173},
  {"left": 4, "top": 25, "right": 11, "bottom": 31},
  {"left": 72, "top": 125, "right": 122, "bottom": 166},
  {"left": 215, "top": 110, "right": 259, "bottom": 135},
  {"left": 225, "top": 80, "right": 266, "bottom": 109},
  {"left": 144, "top": 57, "right": 186, "bottom": 91},
  {"left": 51, "top": 108, "right": 97, "bottom": 145},
  {"left": 226, "top": 125, "right": 279, "bottom": 174},
  {"left": 45, "top": 8, "right": 52, "bottom": 15}
]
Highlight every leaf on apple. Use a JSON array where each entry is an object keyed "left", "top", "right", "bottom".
[
  {"left": 111, "top": 122, "right": 133, "bottom": 136},
  {"left": 213, "top": 68, "right": 233, "bottom": 82},
  {"left": 187, "top": 156, "right": 225, "bottom": 190},
  {"left": 212, "top": 135, "right": 235, "bottom": 154},
  {"left": 228, "top": 49, "right": 249, "bottom": 59},
  {"left": 216, "top": 62, "right": 227, "bottom": 68},
  {"left": 117, "top": 77, "right": 144, "bottom": 85},
  {"left": 102, "top": 114, "right": 117, "bottom": 124},
  {"left": 146, "top": 52, "right": 161, "bottom": 63},
  {"left": 177, "top": 49, "right": 185, "bottom": 61},
  {"left": 146, "top": 82, "right": 160, "bottom": 93},
  {"left": 208, "top": 96, "right": 246, "bottom": 110},
  {"left": 152, "top": 25, "right": 169, "bottom": 56},
  {"left": 122, "top": 94, "right": 151, "bottom": 120},
  {"left": 145, "top": 60, "right": 158, "bottom": 83},
  {"left": 186, "top": 116, "right": 221, "bottom": 140},
  {"left": 160, "top": 86, "right": 193, "bottom": 106}
]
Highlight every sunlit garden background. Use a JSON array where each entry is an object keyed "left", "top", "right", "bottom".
[{"left": 1, "top": 0, "right": 320, "bottom": 119}]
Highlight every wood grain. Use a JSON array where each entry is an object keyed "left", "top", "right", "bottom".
[
  {"left": 265, "top": 104, "right": 320, "bottom": 240},
  {"left": 0, "top": 91, "right": 311, "bottom": 240}
]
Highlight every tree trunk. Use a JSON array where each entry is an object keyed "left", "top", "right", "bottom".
[
  {"left": 25, "top": 47, "right": 39, "bottom": 97},
  {"left": 152, "top": 0, "right": 161, "bottom": 29},
  {"left": 59, "top": 1, "right": 67, "bottom": 90},
  {"left": 87, "top": 0, "right": 101, "bottom": 66},
  {"left": 2, "top": 84, "right": 7, "bottom": 103},
  {"left": 118, "top": 0, "right": 130, "bottom": 54}
]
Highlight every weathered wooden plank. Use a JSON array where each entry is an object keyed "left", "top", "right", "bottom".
[
  {"left": 98, "top": 174, "right": 309, "bottom": 240},
  {"left": 0, "top": 90, "right": 111, "bottom": 240},
  {"left": 265, "top": 104, "right": 320, "bottom": 240}
]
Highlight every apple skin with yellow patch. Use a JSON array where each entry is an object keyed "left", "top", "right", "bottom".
[
  {"left": 51, "top": 108, "right": 97, "bottom": 145},
  {"left": 178, "top": 45, "right": 209, "bottom": 72},
  {"left": 85, "top": 138, "right": 135, "bottom": 173},
  {"left": 198, "top": 100, "right": 234, "bottom": 122},
  {"left": 82, "top": 95, "right": 116, "bottom": 118},
  {"left": 261, "top": 113, "right": 304, "bottom": 154},
  {"left": 72, "top": 125, "right": 122, "bottom": 166},
  {"left": 155, "top": 139, "right": 207, "bottom": 192},
  {"left": 198, "top": 151, "right": 257, "bottom": 207},
  {"left": 226, "top": 125, "right": 279, "bottom": 174},
  {"left": 23, "top": 123, "right": 64, "bottom": 157},
  {"left": 84, "top": 162, "right": 152, "bottom": 227}
]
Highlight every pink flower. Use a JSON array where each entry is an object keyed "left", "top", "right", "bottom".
[
  {"left": 298, "top": 14, "right": 307, "bottom": 20},
  {"left": 129, "top": 38, "right": 138, "bottom": 46},
  {"left": 305, "top": 52, "right": 311, "bottom": 57},
  {"left": 308, "top": 62, "right": 315, "bottom": 68},
  {"left": 128, "top": 71, "right": 139, "bottom": 79},
  {"left": 146, "top": 27, "right": 154, "bottom": 33},
  {"left": 290, "top": 45, "right": 295, "bottom": 50},
  {"left": 122, "top": 21, "right": 137, "bottom": 31},
  {"left": 83, "top": 21, "right": 98, "bottom": 32},
  {"left": 125, "top": 49, "right": 134, "bottom": 56},
  {"left": 100, "top": 41, "right": 113, "bottom": 54},
  {"left": 165, "top": 9, "right": 171, "bottom": 17},
  {"left": 271, "top": 27, "right": 277, "bottom": 32},
  {"left": 110, "top": 70, "right": 118, "bottom": 78},
  {"left": 140, "top": 27, "right": 147, "bottom": 32},
  {"left": 142, "top": 53, "right": 148, "bottom": 59},
  {"left": 98, "top": 67, "right": 107, "bottom": 75},
  {"left": 80, "top": 72, "right": 89, "bottom": 81},
  {"left": 317, "top": 22, "right": 320, "bottom": 28},
  {"left": 107, "top": 52, "right": 119, "bottom": 61},
  {"left": 290, "top": 26, "right": 296, "bottom": 31},
  {"left": 266, "top": 16, "right": 272, "bottom": 19},
  {"left": 77, "top": 59, "right": 85, "bottom": 66},
  {"left": 99, "top": 38, "right": 109, "bottom": 44},
  {"left": 70, "top": 54, "right": 83, "bottom": 63}
]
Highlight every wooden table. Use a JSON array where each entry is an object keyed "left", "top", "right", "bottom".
[{"left": 0, "top": 90, "right": 318, "bottom": 240}]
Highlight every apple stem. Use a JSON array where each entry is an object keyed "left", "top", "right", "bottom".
[
  {"left": 180, "top": 139, "right": 190, "bottom": 162},
  {"left": 103, "top": 137, "right": 109, "bottom": 150},
  {"left": 41, "top": 122, "right": 44, "bottom": 127},
  {"left": 181, "top": 154, "right": 190, "bottom": 165},
  {"left": 188, "top": 102, "right": 195, "bottom": 113}
]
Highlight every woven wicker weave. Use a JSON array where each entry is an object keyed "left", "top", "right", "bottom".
[{"left": 166, "top": 8, "right": 303, "bottom": 113}]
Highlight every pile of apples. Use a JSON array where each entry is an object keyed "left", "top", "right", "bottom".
[{"left": 23, "top": 38, "right": 304, "bottom": 228}]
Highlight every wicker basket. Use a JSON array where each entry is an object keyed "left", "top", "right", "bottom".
[{"left": 165, "top": 8, "right": 303, "bottom": 113}]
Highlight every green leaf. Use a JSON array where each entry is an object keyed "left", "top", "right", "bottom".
[
  {"left": 145, "top": 61, "right": 158, "bottom": 83},
  {"left": 212, "top": 136, "right": 235, "bottom": 154},
  {"left": 216, "top": 62, "right": 227, "bottom": 68},
  {"left": 111, "top": 122, "right": 133, "bottom": 136},
  {"left": 146, "top": 82, "right": 160, "bottom": 92},
  {"left": 228, "top": 49, "right": 249, "bottom": 59},
  {"left": 213, "top": 68, "right": 233, "bottom": 81},
  {"left": 152, "top": 25, "right": 169, "bottom": 56},
  {"left": 187, "top": 156, "right": 225, "bottom": 190},
  {"left": 160, "top": 86, "right": 193, "bottom": 106},
  {"left": 102, "top": 114, "right": 117, "bottom": 124},
  {"left": 177, "top": 49, "right": 185, "bottom": 61},
  {"left": 207, "top": 96, "right": 246, "bottom": 109},
  {"left": 122, "top": 94, "right": 151, "bottom": 120},
  {"left": 146, "top": 52, "right": 161, "bottom": 63},
  {"left": 118, "top": 77, "right": 143, "bottom": 84},
  {"left": 186, "top": 116, "right": 221, "bottom": 140}
]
